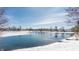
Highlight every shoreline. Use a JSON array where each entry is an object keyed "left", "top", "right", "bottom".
[{"left": 0, "top": 31, "right": 30, "bottom": 37}]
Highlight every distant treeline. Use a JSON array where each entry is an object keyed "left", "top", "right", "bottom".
[{"left": 0, "top": 26, "right": 72, "bottom": 32}]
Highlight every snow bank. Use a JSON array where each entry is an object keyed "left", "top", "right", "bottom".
[{"left": 0, "top": 31, "right": 30, "bottom": 37}]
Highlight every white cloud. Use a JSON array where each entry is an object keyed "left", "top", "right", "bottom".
[
  {"left": 34, "top": 12, "right": 67, "bottom": 25},
  {"left": 35, "top": 18, "right": 65, "bottom": 25}
]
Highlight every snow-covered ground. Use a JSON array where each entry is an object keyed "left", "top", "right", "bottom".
[{"left": 0, "top": 31, "right": 30, "bottom": 37}]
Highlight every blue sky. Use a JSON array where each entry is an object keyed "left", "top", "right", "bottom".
[{"left": 5, "top": 7, "right": 74, "bottom": 29}]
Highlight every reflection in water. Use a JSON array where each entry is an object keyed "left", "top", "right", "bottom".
[
  {"left": 61, "top": 33, "right": 65, "bottom": 38},
  {"left": 54, "top": 32, "right": 58, "bottom": 38}
]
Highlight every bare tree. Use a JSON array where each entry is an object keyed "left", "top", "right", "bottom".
[
  {"left": 60, "top": 27, "right": 65, "bottom": 32},
  {"left": 0, "top": 7, "right": 8, "bottom": 33},
  {"left": 54, "top": 26, "right": 58, "bottom": 32},
  {"left": 66, "top": 7, "right": 79, "bottom": 40}
]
